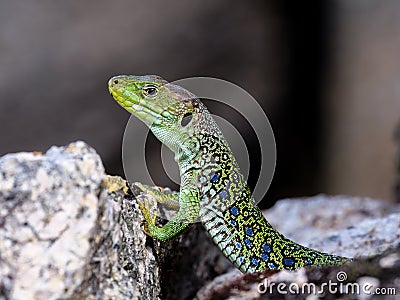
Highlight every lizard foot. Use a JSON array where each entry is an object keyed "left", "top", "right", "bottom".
[
  {"left": 133, "top": 182, "right": 180, "bottom": 211},
  {"left": 137, "top": 199, "right": 158, "bottom": 237},
  {"left": 134, "top": 182, "right": 163, "bottom": 197}
]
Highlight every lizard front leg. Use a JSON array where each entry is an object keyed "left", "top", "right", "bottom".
[{"left": 138, "top": 185, "right": 200, "bottom": 241}]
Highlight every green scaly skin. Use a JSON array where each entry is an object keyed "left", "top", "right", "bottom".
[{"left": 108, "top": 75, "right": 352, "bottom": 273}]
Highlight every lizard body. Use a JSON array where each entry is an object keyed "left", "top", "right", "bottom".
[{"left": 108, "top": 75, "right": 351, "bottom": 273}]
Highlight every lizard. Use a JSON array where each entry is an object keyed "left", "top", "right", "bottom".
[{"left": 108, "top": 74, "right": 352, "bottom": 273}]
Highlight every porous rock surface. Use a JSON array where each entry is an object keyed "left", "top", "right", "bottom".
[{"left": 0, "top": 142, "right": 399, "bottom": 300}]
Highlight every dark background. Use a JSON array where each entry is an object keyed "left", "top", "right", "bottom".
[{"left": 0, "top": 1, "right": 398, "bottom": 207}]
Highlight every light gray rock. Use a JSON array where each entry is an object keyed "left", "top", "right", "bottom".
[
  {"left": 265, "top": 195, "right": 400, "bottom": 258},
  {"left": 0, "top": 142, "right": 161, "bottom": 300},
  {"left": 0, "top": 141, "right": 104, "bottom": 299},
  {"left": 1, "top": 143, "right": 399, "bottom": 300},
  {"left": 196, "top": 196, "right": 400, "bottom": 300},
  {"left": 265, "top": 195, "right": 396, "bottom": 241}
]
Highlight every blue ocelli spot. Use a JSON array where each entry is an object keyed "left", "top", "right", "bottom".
[
  {"left": 263, "top": 244, "right": 271, "bottom": 253},
  {"left": 268, "top": 263, "right": 276, "bottom": 270},
  {"left": 245, "top": 227, "right": 253, "bottom": 236},
  {"left": 230, "top": 206, "right": 239, "bottom": 216},
  {"left": 261, "top": 253, "right": 269, "bottom": 261},
  {"left": 238, "top": 257, "right": 244, "bottom": 263},
  {"left": 210, "top": 173, "right": 219, "bottom": 183},
  {"left": 236, "top": 243, "right": 241, "bottom": 249},
  {"left": 219, "top": 190, "right": 228, "bottom": 199},
  {"left": 284, "top": 258, "right": 294, "bottom": 267},
  {"left": 230, "top": 219, "right": 236, "bottom": 226},
  {"left": 244, "top": 238, "right": 252, "bottom": 247},
  {"left": 252, "top": 258, "right": 259, "bottom": 266}
]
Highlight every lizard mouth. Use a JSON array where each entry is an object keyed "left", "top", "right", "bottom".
[{"left": 108, "top": 77, "right": 136, "bottom": 108}]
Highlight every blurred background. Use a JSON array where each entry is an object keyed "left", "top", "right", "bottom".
[{"left": 0, "top": 1, "right": 399, "bottom": 207}]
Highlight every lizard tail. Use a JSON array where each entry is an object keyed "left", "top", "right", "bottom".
[{"left": 201, "top": 196, "right": 351, "bottom": 273}]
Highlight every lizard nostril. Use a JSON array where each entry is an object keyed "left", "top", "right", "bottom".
[{"left": 113, "top": 79, "right": 119, "bottom": 85}]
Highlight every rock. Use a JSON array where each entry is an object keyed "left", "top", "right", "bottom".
[
  {"left": 396, "top": 120, "right": 400, "bottom": 203},
  {"left": 265, "top": 195, "right": 395, "bottom": 240},
  {"left": 80, "top": 190, "right": 161, "bottom": 300},
  {"left": 196, "top": 248, "right": 400, "bottom": 300},
  {"left": 264, "top": 195, "right": 400, "bottom": 258},
  {"left": 196, "top": 197, "right": 400, "bottom": 300},
  {"left": 1, "top": 142, "right": 399, "bottom": 299},
  {"left": 0, "top": 142, "right": 161, "bottom": 299},
  {"left": 0, "top": 141, "right": 105, "bottom": 299}
]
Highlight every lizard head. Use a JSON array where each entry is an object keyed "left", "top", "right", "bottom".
[{"left": 108, "top": 75, "right": 202, "bottom": 152}]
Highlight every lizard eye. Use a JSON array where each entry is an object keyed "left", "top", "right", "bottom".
[{"left": 143, "top": 85, "right": 158, "bottom": 98}]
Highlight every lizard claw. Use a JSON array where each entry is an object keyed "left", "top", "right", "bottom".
[
  {"left": 137, "top": 199, "right": 158, "bottom": 236},
  {"left": 133, "top": 182, "right": 146, "bottom": 192},
  {"left": 134, "top": 182, "right": 164, "bottom": 197}
]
